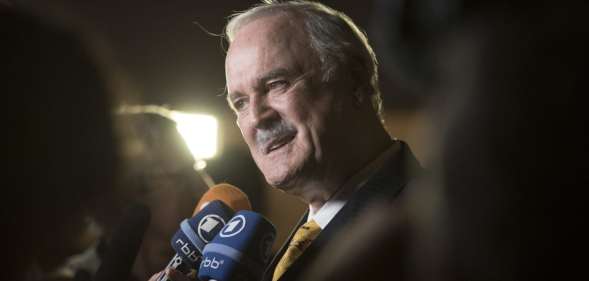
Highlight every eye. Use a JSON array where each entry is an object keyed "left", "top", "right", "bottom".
[
  {"left": 267, "top": 80, "right": 289, "bottom": 91},
  {"left": 231, "top": 97, "right": 248, "bottom": 112}
]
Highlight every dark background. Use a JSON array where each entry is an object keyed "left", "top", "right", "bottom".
[{"left": 13, "top": 0, "right": 432, "bottom": 249}]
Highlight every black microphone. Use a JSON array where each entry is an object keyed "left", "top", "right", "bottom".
[{"left": 94, "top": 203, "right": 151, "bottom": 281}]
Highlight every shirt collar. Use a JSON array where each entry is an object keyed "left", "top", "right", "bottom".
[{"left": 308, "top": 141, "right": 398, "bottom": 229}]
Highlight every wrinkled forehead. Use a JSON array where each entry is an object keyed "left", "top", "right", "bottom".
[
  {"left": 225, "top": 14, "right": 319, "bottom": 85},
  {"left": 226, "top": 13, "right": 314, "bottom": 60},
  {"left": 228, "top": 9, "right": 307, "bottom": 44}
]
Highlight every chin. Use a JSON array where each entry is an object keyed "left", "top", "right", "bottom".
[
  {"left": 263, "top": 166, "right": 308, "bottom": 195},
  {"left": 257, "top": 148, "right": 311, "bottom": 191},
  {"left": 264, "top": 173, "right": 294, "bottom": 189},
  {"left": 261, "top": 163, "right": 295, "bottom": 187}
]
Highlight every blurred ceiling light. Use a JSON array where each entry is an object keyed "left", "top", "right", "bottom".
[
  {"left": 118, "top": 105, "right": 218, "bottom": 187},
  {"left": 119, "top": 105, "right": 218, "bottom": 161},
  {"left": 170, "top": 111, "right": 218, "bottom": 161}
]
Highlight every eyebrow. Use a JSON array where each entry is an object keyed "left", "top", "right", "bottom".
[
  {"left": 226, "top": 89, "right": 240, "bottom": 104},
  {"left": 227, "top": 68, "right": 292, "bottom": 103},
  {"left": 258, "top": 68, "right": 291, "bottom": 85}
]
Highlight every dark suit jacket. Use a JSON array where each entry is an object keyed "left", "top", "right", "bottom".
[{"left": 262, "top": 140, "right": 422, "bottom": 281}]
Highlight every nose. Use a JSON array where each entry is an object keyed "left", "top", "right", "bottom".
[{"left": 250, "top": 95, "right": 279, "bottom": 129}]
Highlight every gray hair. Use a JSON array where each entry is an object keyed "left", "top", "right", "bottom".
[{"left": 225, "top": 0, "right": 382, "bottom": 117}]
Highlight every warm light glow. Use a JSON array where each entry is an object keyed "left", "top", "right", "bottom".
[
  {"left": 171, "top": 112, "right": 218, "bottom": 160},
  {"left": 195, "top": 159, "right": 208, "bottom": 171},
  {"left": 118, "top": 105, "right": 219, "bottom": 161}
]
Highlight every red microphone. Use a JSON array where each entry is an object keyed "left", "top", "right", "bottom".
[{"left": 194, "top": 183, "right": 252, "bottom": 214}]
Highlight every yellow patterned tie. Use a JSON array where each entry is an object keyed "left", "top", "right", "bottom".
[{"left": 272, "top": 220, "right": 321, "bottom": 281}]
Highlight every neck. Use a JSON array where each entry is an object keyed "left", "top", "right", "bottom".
[{"left": 294, "top": 120, "right": 393, "bottom": 212}]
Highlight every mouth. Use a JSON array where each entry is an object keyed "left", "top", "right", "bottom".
[{"left": 263, "top": 133, "right": 296, "bottom": 155}]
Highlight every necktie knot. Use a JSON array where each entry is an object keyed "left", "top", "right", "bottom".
[{"left": 273, "top": 220, "right": 321, "bottom": 281}]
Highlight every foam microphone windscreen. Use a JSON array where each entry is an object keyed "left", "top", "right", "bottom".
[
  {"left": 94, "top": 203, "right": 151, "bottom": 281},
  {"left": 195, "top": 183, "right": 252, "bottom": 214},
  {"left": 198, "top": 210, "right": 276, "bottom": 281}
]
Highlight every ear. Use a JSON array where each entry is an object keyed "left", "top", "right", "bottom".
[
  {"left": 352, "top": 84, "right": 367, "bottom": 108},
  {"left": 346, "top": 65, "right": 368, "bottom": 108}
]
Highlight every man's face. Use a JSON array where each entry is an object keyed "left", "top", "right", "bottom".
[{"left": 225, "top": 15, "right": 355, "bottom": 190}]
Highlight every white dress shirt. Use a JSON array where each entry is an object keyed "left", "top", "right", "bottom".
[{"left": 307, "top": 142, "right": 398, "bottom": 229}]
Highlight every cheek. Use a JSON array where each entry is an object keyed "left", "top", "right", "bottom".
[
  {"left": 238, "top": 120, "right": 265, "bottom": 159},
  {"left": 278, "top": 94, "right": 313, "bottom": 125},
  {"left": 294, "top": 101, "right": 332, "bottom": 136},
  {"left": 289, "top": 85, "right": 335, "bottom": 123},
  {"left": 237, "top": 118, "right": 254, "bottom": 143}
]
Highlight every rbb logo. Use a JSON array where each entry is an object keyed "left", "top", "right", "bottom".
[
  {"left": 198, "top": 214, "right": 226, "bottom": 243},
  {"left": 175, "top": 239, "right": 199, "bottom": 262},
  {"left": 201, "top": 257, "right": 224, "bottom": 269},
  {"left": 219, "top": 215, "right": 246, "bottom": 238}
]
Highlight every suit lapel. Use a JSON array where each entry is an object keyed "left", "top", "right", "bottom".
[
  {"left": 313, "top": 141, "right": 421, "bottom": 247},
  {"left": 263, "top": 141, "right": 421, "bottom": 281}
]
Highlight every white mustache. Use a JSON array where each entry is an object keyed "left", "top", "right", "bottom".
[{"left": 256, "top": 119, "right": 297, "bottom": 148}]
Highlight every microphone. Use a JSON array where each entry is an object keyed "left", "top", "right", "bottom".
[
  {"left": 157, "top": 183, "right": 251, "bottom": 281},
  {"left": 195, "top": 183, "right": 252, "bottom": 213},
  {"left": 94, "top": 203, "right": 151, "bottom": 281},
  {"left": 198, "top": 210, "right": 276, "bottom": 281},
  {"left": 164, "top": 200, "right": 234, "bottom": 278}
]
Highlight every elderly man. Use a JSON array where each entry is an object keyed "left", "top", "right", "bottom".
[
  {"left": 154, "top": 1, "right": 421, "bottom": 281},
  {"left": 226, "top": 1, "right": 421, "bottom": 281}
]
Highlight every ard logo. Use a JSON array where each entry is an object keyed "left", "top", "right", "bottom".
[
  {"left": 198, "top": 214, "right": 226, "bottom": 243},
  {"left": 219, "top": 215, "right": 246, "bottom": 238}
]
